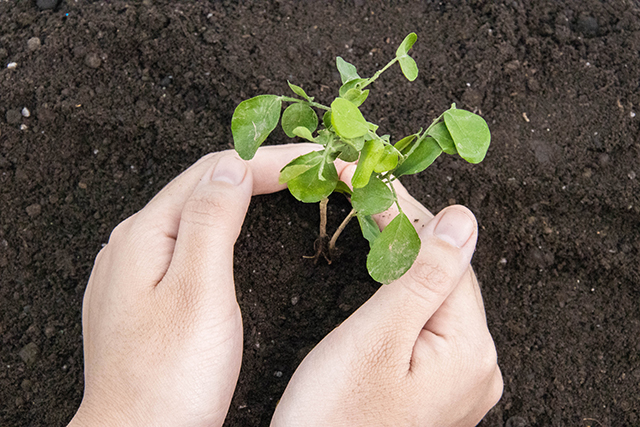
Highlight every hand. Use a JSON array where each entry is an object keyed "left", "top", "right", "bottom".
[
  {"left": 68, "top": 144, "right": 331, "bottom": 427},
  {"left": 271, "top": 165, "right": 503, "bottom": 427}
]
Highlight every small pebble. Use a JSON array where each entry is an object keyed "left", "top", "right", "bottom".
[
  {"left": 20, "top": 124, "right": 28, "bottom": 131},
  {"left": 18, "top": 342, "right": 40, "bottom": 365},
  {"left": 84, "top": 53, "right": 102, "bottom": 69},
  {"left": 36, "top": 0, "right": 59, "bottom": 10},
  {"left": 6, "top": 109, "right": 22, "bottom": 124},
  {"left": 21, "top": 107, "right": 30, "bottom": 117},
  {"left": 26, "top": 203, "right": 42, "bottom": 217},
  {"left": 27, "top": 37, "right": 41, "bottom": 51},
  {"left": 7, "top": 62, "right": 17, "bottom": 69}
]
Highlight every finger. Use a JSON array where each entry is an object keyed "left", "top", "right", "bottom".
[
  {"left": 349, "top": 205, "right": 478, "bottom": 353},
  {"left": 111, "top": 144, "right": 333, "bottom": 286},
  {"left": 424, "top": 266, "right": 489, "bottom": 338},
  {"left": 158, "top": 154, "right": 253, "bottom": 319},
  {"left": 138, "top": 143, "right": 324, "bottom": 233}
]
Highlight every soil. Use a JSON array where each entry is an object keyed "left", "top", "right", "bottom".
[{"left": 1, "top": 1, "right": 639, "bottom": 426}]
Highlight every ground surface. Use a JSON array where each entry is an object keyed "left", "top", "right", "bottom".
[{"left": 1, "top": 1, "right": 639, "bottom": 426}]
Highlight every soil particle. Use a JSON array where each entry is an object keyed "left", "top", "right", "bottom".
[
  {"left": 505, "top": 416, "right": 528, "bottom": 427},
  {"left": 5, "top": 109, "right": 22, "bottom": 124},
  {"left": 26, "top": 204, "right": 42, "bottom": 217},
  {"left": 27, "top": 37, "right": 41, "bottom": 52},
  {"left": 18, "top": 343, "right": 40, "bottom": 365},
  {"left": 84, "top": 52, "right": 102, "bottom": 69},
  {"left": 577, "top": 14, "right": 599, "bottom": 36},
  {"left": 36, "top": 0, "right": 59, "bottom": 11}
]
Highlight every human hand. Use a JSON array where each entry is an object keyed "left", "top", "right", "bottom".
[
  {"left": 68, "top": 144, "right": 332, "bottom": 427},
  {"left": 271, "top": 165, "right": 503, "bottom": 427}
]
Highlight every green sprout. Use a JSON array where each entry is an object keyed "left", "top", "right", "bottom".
[{"left": 231, "top": 33, "right": 490, "bottom": 284}]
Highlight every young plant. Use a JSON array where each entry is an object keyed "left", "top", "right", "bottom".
[{"left": 231, "top": 33, "right": 490, "bottom": 284}]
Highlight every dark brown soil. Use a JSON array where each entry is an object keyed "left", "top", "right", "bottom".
[{"left": 2, "top": 1, "right": 639, "bottom": 426}]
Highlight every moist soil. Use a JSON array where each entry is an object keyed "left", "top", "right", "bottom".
[{"left": 1, "top": 1, "right": 640, "bottom": 426}]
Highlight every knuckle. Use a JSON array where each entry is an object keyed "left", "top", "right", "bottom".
[
  {"left": 181, "top": 192, "right": 232, "bottom": 226},
  {"left": 405, "top": 257, "right": 454, "bottom": 298},
  {"left": 107, "top": 215, "right": 135, "bottom": 244}
]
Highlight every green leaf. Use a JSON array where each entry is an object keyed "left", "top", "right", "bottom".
[
  {"left": 279, "top": 164, "right": 314, "bottom": 184},
  {"left": 339, "top": 78, "right": 367, "bottom": 97},
  {"left": 373, "top": 145, "right": 400, "bottom": 173},
  {"left": 394, "top": 134, "right": 418, "bottom": 152},
  {"left": 341, "top": 135, "right": 365, "bottom": 151},
  {"left": 330, "top": 98, "right": 369, "bottom": 139},
  {"left": 334, "top": 180, "right": 353, "bottom": 196},
  {"left": 352, "top": 139, "right": 385, "bottom": 188},
  {"left": 394, "top": 136, "right": 442, "bottom": 177},
  {"left": 396, "top": 33, "right": 417, "bottom": 57},
  {"left": 335, "top": 141, "right": 359, "bottom": 162},
  {"left": 343, "top": 88, "right": 370, "bottom": 107},
  {"left": 292, "top": 126, "right": 315, "bottom": 141},
  {"left": 281, "top": 103, "right": 318, "bottom": 138},
  {"left": 336, "top": 57, "right": 361, "bottom": 84},
  {"left": 428, "top": 121, "right": 457, "bottom": 155},
  {"left": 282, "top": 152, "right": 338, "bottom": 203},
  {"left": 398, "top": 55, "right": 418, "bottom": 82},
  {"left": 367, "top": 213, "right": 420, "bottom": 284},
  {"left": 443, "top": 109, "right": 491, "bottom": 163},
  {"left": 287, "top": 81, "right": 313, "bottom": 101},
  {"left": 322, "top": 110, "right": 333, "bottom": 129},
  {"left": 357, "top": 214, "right": 380, "bottom": 248},
  {"left": 232, "top": 95, "right": 282, "bottom": 160},
  {"left": 351, "top": 175, "right": 394, "bottom": 216}
]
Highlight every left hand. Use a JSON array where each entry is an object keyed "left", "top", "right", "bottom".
[{"left": 68, "top": 144, "right": 330, "bottom": 427}]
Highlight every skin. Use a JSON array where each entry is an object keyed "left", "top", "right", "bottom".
[{"left": 68, "top": 144, "right": 501, "bottom": 427}]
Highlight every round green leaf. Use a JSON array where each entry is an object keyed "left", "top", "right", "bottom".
[
  {"left": 232, "top": 95, "right": 282, "bottom": 160},
  {"left": 367, "top": 213, "right": 420, "bottom": 284},
  {"left": 281, "top": 103, "right": 318, "bottom": 138},
  {"left": 443, "top": 109, "right": 490, "bottom": 164},
  {"left": 396, "top": 33, "right": 417, "bottom": 57},
  {"left": 351, "top": 176, "right": 394, "bottom": 216},
  {"left": 394, "top": 136, "right": 442, "bottom": 177},
  {"left": 330, "top": 98, "right": 369, "bottom": 139},
  {"left": 284, "top": 153, "right": 338, "bottom": 203},
  {"left": 428, "top": 121, "right": 457, "bottom": 155},
  {"left": 398, "top": 55, "right": 418, "bottom": 82}
]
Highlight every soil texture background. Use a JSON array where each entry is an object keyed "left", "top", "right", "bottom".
[{"left": 1, "top": 1, "right": 640, "bottom": 426}]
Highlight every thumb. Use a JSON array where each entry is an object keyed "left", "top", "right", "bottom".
[
  {"left": 359, "top": 206, "right": 478, "bottom": 337},
  {"left": 160, "top": 154, "right": 252, "bottom": 312}
]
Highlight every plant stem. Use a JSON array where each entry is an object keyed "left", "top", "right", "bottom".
[
  {"left": 279, "top": 96, "right": 330, "bottom": 111},
  {"left": 359, "top": 57, "right": 398, "bottom": 90},
  {"left": 303, "top": 197, "right": 330, "bottom": 264},
  {"left": 328, "top": 209, "right": 357, "bottom": 254},
  {"left": 318, "top": 197, "right": 328, "bottom": 240}
]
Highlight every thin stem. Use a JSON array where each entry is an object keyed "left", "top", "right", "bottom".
[
  {"left": 318, "top": 198, "right": 328, "bottom": 239},
  {"left": 359, "top": 57, "right": 399, "bottom": 90},
  {"left": 328, "top": 209, "right": 357, "bottom": 253},
  {"left": 279, "top": 96, "right": 330, "bottom": 111},
  {"left": 385, "top": 177, "right": 403, "bottom": 215}
]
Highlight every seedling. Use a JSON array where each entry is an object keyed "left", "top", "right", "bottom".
[{"left": 232, "top": 33, "right": 490, "bottom": 284}]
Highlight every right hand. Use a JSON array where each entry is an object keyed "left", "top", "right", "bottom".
[{"left": 271, "top": 165, "right": 502, "bottom": 427}]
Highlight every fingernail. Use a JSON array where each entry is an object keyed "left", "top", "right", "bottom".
[
  {"left": 433, "top": 208, "right": 475, "bottom": 248},
  {"left": 210, "top": 156, "right": 247, "bottom": 186}
]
